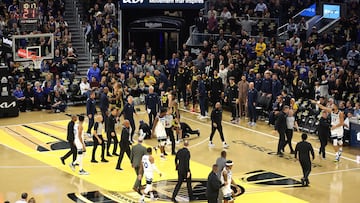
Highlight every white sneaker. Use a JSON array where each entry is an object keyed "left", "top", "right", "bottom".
[
  {"left": 150, "top": 192, "right": 156, "bottom": 201},
  {"left": 251, "top": 122, "right": 256, "bottom": 126},
  {"left": 199, "top": 116, "right": 207, "bottom": 120},
  {"left": 223, "top": 143, "right": 229, "bottom": 148},
  {"left": 334, "top": 152, "right": 339, "bottom": 162},
  {"left": 208, "top": 142, "right": 215, "bottom": 147},
  {"left": 166, "top": 139, "right": 171, "bottom": 145},
  {"left": 79, "top": 169, "right": 89, "bottom": 175},
  {"left": 69, "top": 163, "right": 75, "bottom": 172},
  {"left": 175, "top": 140, "right": 181, "bottom": 145},
  {"left": 86, "top": 133, "right": 92, "bottom": 138},
  {"left": 139, "top": 197, "right": 145, "bottom": 203}
]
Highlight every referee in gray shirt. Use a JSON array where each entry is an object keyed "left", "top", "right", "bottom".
[
  {"left": 130, "top": 137, "right": 147, "bottom": 192},
  {"left": 215, "top": 151, "right": 227, "bottom": 203}
]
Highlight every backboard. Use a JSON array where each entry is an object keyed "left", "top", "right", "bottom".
[{"left": 12, "top": 33, "right": 54, "bottom": 62}]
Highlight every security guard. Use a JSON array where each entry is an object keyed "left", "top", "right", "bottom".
[
  {"left": 295, "top": 133, "right": 315, "bottom": 186},
  {"left": 224, "top": 77, "right": 238, "bottom": 123},
  {"left": 175, "top": 66, "right": 188, "bottom": 107},
  {"left": 145, "top": 86, "right": 160, "bottom": 128},
  {"left": 120, "top": 96, "right": 137, "bottom": 143},
  {"left": 210, "top": 70, "right": 224, "bottom": 107},
  {"left": 209, "top": 102, "right": 229, "bottom": 148},
  {"left": 106, "top": 107, "right": 119, "bottom": 156}
]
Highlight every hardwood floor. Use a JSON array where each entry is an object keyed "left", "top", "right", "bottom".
[{"left": 0, "top": 105, "right": 359, "bottom": 203}]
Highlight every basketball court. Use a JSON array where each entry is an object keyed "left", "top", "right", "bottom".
[{"left": 1, "top": 106, "right": 360, "bottom": 203}]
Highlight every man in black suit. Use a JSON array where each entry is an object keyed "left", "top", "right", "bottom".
[
  {"left": 295, "top": 133, "right": 315, "bottom": 186},
  {"left": 172, "top": 140, "right": 195, "bottom": 202},
  {"left": 206, "top": 164, "right": 222, "bottom": 203},
  {"left": 86, "top": 91, "right": 97, "bottom": 136},
  {"left": 61, "top": 115, "right": 77, "bottom": 164},
  {"left": 99, "top": 87, "right": 109, "bottom": 129},
  {"left": 275, "top": 105, "right": 289, "bottom": 157},
  {"left": 116, "top": 120, "right": 131, "bottom": 170},
  {"left": 106, "top": 107, "right": 119, "bottom": 156},
  {"left": 145, "top": 86, "right": 160, "bottom": 128},
  {"left": 120, "top": 96, "right": 137, "bottom": 143}
]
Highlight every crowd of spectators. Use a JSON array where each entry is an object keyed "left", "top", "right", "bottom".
[
  {"left": 82, "top": 0, "right": 119, "bottom": 64},
  {"left": 76, "top": 1, "right": 360, "bottom": 127},
  {"left": 1, "top": 0, "right": 360, "bottom": 120},
  {"left": 193, "top": 0, "right": 315, "bottom": 40}
]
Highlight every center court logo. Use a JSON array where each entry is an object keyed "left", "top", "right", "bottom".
[
  {"left": 68, "top": 179, "right": 245, "bottom": 202},
  {"left": 232, "top": 139, "right": 322, "bottom": 168}
]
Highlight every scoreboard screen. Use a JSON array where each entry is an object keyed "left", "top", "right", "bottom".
[
  {"left": 20, "top": 1, "right": 39, "bottom": 24},
  {"left": 119, "top": 0, "right": 204, "bottom": 9}
]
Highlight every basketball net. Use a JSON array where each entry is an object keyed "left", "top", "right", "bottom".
[{"left": 30, "top": 55, "right": 43, "bottom": 70}]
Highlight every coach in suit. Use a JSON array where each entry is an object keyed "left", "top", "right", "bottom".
[
  {"left": 206, "top": 164, "right": 222, "bottom": 203},
  {"left": 172, "top": 140, "right": 195, "bottom": 202},
  {"left": 61, "top": 115, "right": 77, "bottom": 164},
  {"left": 106, "top": 107, "right": 118, "bottom": 156},
  {"left": 99, "top": 87, "right": 109, "bottom": 129},
  {"left": 120, "top": 96, "right": 137, "bottom": 142},
  {"left": 116, "top": 120, "right": 131, "bottom": 170},
  {"left": 131, "top": 137, "right": 147, "bottom": 192},
  {"left": 86, "top": 91, "right": 97, "bottom": 135},
  {"left": 295, "top": 133, "right": 315, "bottom": 186},
  {"left": 275, "top": 105, "right": 289, "bottom": 157},
  {"left": 145, "top": 86, "right": 160, "bottom": 128}
]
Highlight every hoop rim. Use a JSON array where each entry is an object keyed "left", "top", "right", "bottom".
[{"left": 29, "top": 55, "right": 43, "bottom": 61}]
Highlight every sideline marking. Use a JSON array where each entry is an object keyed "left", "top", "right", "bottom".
[
  {"left": 297, "top": 167, "right": 360, "bottom": 177},
  {"left": 180, "top": 109, "right": 359, "bottom": 163},
  {"left": 0, "top": 165, "right": 54, "bottom": 169},
  {"left": 0, "top": 119, "right": 69, "bottom": 127}
]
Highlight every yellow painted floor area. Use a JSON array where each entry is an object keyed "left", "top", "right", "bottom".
[{"left": 1, "top": 106, "right": 360, "bottom": 202}]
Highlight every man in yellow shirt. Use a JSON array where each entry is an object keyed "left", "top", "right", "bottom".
[
  {"left": 255, "top": 37, "right": 266, "bottom": 57},
  {"left": 144, "top": 71, "right": 156, "bottom": 87}
]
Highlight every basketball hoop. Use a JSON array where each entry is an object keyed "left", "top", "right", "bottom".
[{"left": 30, "top": 55, "right": 43, "bottom": 70}]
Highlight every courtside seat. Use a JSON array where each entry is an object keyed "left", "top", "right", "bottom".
[
  {"left": 68, "top": 83, "right": 87, "bottom": 105},
  {"left": 256, "top": 92, "right": 272, "bottom": 119}
]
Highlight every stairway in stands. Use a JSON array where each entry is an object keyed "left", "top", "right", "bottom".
[{"left": 63, "top": 0, "right": 91, "bottom": 76}]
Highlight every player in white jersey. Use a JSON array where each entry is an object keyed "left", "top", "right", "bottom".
[
  {"left": 138, "top": 147, "right": 162, "bottom": 203},
  {"left": 312, "top": 101, "right": 344, "bottom": 161},
  {"left": 69, "top": 115, "right": 89, "bottom": 175},
  {"left": 220, "top": 160, "right": 235, "bottom": 203},
  {"left": 152, "top": 108, "right": 168, "bottom": 159}
]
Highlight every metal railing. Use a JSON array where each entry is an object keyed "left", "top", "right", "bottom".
[
  {"left": 186, "top": 32, "right": 270, "bottom": 48},
  {"left": 186, "top": 16, "right": 277, "bottom": 47},
  {"left": 277, "top": 7, "right": 317, "bottom": 38},
  {"left": 71, "top": 0, "right": 91, "bottom": 63}
]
